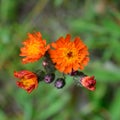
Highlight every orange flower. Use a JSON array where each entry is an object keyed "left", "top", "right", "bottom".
[
  {"left": 20, "top": 32, "right": 49, "bottom": 64},
  {"left": 14, "top": 70, "right": 38, "bottom": 93},
  {"left": 80, "top": 76, "right": 96, "bottom": 91},
  {"left": 49, "top": 34, "right": 89, "bottom": 74}
]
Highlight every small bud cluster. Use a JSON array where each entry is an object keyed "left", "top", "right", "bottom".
[
  {"left": 35, "top": 54, "right": 66, "bottom": 89},
  {"left": 37, "top": 71, "right": 65, "bottom": 89}
]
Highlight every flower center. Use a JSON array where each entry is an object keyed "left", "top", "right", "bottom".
[
  {"left": 21, "top": 78, "right": 34, "bottom": 87},
  {"left": 28, "top": 43, "right": 40, "bottom": 56},
  {"left": 67, "top": 51, "right": 73, "bottom": 58}
]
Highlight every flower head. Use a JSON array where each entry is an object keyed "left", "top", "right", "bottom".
[
  {"left": 14, "top": 70, "right": 38, "bottom": 93},
  {"left": 80, "top": 76, "right": 96, "bottom": 91},
  {"left": 20, "top": 32, "right": 49, "bottom": 64},
  {"left": 49, "top": 34, "right": 89, "bottom": 74}
]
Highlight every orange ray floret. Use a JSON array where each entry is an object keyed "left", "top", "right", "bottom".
[
  {"left": 14, "top": 70, "right": 38, "bottom": 93},
  {"left": 20, "top": 32, "right": 49, "bottom": 64},
  {"left": 49, "top": 34, "right": 89, "bottom": 74}
]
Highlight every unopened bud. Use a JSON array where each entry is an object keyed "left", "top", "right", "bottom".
[
  {"left": 44, "top": 73, "right": 55, "bottom": 83},
  {"left": 42, "top": 60, "right": 48, "bottom": 67},
  {"left": 69, "top": 70, "right": 78, "bottom": 76},
  {"left": 54, "top": 78, "right": 66, "bottom": 89},
  {"left": 80, "top": 76, "right": 96, "bottom": 91},
  {"left": 35, "top": 70, "right": 45, "bottom": 82}
]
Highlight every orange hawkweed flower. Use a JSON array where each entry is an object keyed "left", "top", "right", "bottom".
[
  {"left": 14, "top": 70, "right": 38, "bottom": 93},
  {"left": 80, "top": 76, "right": 96, "bottom": 91},
  {"left": 49, "top": 34, "right": 89, "bottom": 74},
  {"left": 20, "top": 32, "right": 49, "bottom": 64}
]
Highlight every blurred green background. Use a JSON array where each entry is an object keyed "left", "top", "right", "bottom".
[{"left": 0, "top": 0, "right": 120, "bottom": 120}]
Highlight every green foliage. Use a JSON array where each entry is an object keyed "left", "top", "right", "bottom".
[{"left": 0, "top": 0, "right": 120, "bottom": 120}]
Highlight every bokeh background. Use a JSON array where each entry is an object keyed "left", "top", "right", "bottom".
[{"left": 0, "top": 0, "right": 120, "bottom": 120}]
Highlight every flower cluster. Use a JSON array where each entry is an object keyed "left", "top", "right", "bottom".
[{"left": 14, "top": 32, "right": 96, "bottom": 93}]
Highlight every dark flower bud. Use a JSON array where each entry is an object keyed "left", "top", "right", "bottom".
[
  {"left": 44, "top": 73, "right": 55, "bottom": 83},
  {"left": 42, "top": 59, "right": 55, "bottom": 73},
  {"left": 54, "top": 78, "right": 66, "bottom": 89},
  {"left": 35, "top": 70, "right": 45, "bottom": 82},
  {"left": 69, "top": 70, "right": 85, "bottom": 76},
  {"left": 42, "top": 60, "right": 48, "bottom": 67},
  {"left": 69, "top": 70, "right": 78, "bottom": 76}
]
